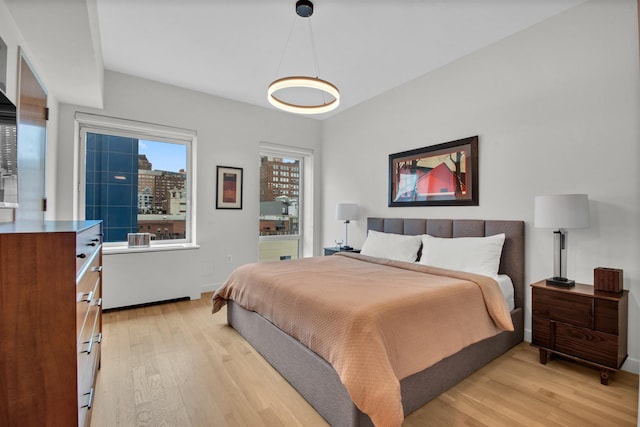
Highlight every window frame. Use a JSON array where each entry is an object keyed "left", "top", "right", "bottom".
[{"left": 75, "top": 113, "right": 197, "bottom": 253}]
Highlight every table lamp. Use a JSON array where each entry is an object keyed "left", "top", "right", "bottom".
[
  {"left": 336, "top": 203, "right": 358, "bottom": 250},
  {"left": 534, "top": 194, "right": 590, "bottom": 287}
]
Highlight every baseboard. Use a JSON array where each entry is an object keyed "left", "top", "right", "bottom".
[
  {"left": 103, "top": 296, "right": 190, "bottom": 312},
  {"left": 623, "top": 357, "right": 639, "bottom": 375},
  {"left": 201, "top": 282, "right": 223, "bottom": 294}
]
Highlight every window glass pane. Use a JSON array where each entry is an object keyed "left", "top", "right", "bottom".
[
  {"left": 258, "top": 240, "right": 299, "bottom": 263},
  {"left": 259, "top": 156, "right": 300, "bottom": 237},
  {"left": 0, "top": 118, "right": 18, "bottom": 206},
  {"left": 85, "top": 133, "right": 187, "bottom": 243}
]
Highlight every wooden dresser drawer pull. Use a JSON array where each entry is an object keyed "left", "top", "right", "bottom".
[
  {"left": 91, "top": 238, "right": 100, "bottom": 242},
  {"left": 83, "top": 291, "right": 94, "bottom": 304},
  {"left": 83, "top": 332, "right": 103, "bottom": 355},
  {"left": 83, "top": 336, "right": 95, "bottom": 354},
  {"left": 77, "top": 253, "right": 87, "bottom": 259},
  {"left": 82, "top": 387, "right": 95, "bottom": 409},
  {"left": 91, "top": 266, "right": 103, "bottom": 273},
  {"left": 87, "top": 242, "right": 97, "bottom": 247}
]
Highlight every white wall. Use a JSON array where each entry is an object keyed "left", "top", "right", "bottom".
[
  {"left": 322, "top": 0, "right": 640, "bottom": 373},
  {"left": 57, "top": 71, "right": 322, "bottom": 308},
  {"left": 0, "top": 0, "right": 58, "bottom": 221}
]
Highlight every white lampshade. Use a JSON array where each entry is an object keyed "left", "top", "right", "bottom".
[
  {"left": 336, "top": 203, "right": 358, "bottom": 221},
  {"left": 534, "top": 194, "right": 590, "bottom": 229}
]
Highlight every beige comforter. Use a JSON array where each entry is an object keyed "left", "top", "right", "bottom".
[{"left": 212, "top": 253, "right": 514, "bottom": 427}]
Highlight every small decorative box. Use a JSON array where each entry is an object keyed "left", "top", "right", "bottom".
[{"left": 594, "top": 267, "right": 623, "bottom": 293}]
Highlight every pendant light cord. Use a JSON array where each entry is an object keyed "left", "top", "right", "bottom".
[
  {"left": 273, "top": 15, "right": 297, "bottom": 80},
  {"left": 307, "top": 18, "right": 328, "bottom": 104},
  {"left": 308, "top": 18, "right": 320, "bottom": 78}
]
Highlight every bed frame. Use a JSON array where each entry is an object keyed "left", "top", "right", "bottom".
[{"left": 227, "top": 218, "right": 525, "bottom": 426}]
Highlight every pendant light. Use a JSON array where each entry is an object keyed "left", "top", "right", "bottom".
[{"left": 267, "top": 0, "right": 340, "bottom": 115}]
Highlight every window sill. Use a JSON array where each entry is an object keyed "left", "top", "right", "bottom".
[{"left": 103, "top": 243, "right": 200, "bottom": 255}]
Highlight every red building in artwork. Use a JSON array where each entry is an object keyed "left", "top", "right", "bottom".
[{"left": 395, "top": 163, "right": 465, "bottom": 201}]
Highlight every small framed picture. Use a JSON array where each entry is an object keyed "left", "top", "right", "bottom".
[{"left": 216, "top": 166, "right": 243, "bottom": 209}]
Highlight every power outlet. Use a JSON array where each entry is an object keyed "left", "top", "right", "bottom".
[{"left": 226, "top": 254, "right": 233, "bottom": 263}]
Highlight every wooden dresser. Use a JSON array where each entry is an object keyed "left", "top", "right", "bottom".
[
  {"left": 531, "top": 280, "right": 628, "bottom": 385},
  {"left": 0, "top": 220, "right": 103, "bottom": 426}
]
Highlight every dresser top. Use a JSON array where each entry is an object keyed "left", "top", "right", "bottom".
[{"left": 0, "top": 220, "right": 101, "bottom": 234}]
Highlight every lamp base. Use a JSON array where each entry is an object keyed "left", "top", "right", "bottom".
[{"left": 546, "top": 277, "right": 575, "bottom": 287}]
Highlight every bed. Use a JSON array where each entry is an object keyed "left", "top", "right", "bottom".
[{"left": 213, "top": 218, "right": 524, "bottom": 427}]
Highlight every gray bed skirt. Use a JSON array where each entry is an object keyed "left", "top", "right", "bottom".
[{"left": 228, "top": 302, "right": 523, "bottom": 427}]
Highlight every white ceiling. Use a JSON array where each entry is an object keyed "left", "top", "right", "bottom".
[{"left": 6, "top": 0, "right": 587, "bottom": 118}]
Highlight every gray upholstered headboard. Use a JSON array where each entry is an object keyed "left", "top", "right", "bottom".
[{"left": 367, "top": 218, "right": 525, "bottom": 311}]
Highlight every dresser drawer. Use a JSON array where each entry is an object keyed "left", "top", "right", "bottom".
[
  {"left": 76, "top": 258, "right": 101, "bottom": 338},
  {"left": 532, "top": 287, "right": 592, "bottom": 327},
  {"left": 76, "top": 224, "right": 102, "bottom": 276},
  {"left": 78, "top": 294, "right": 101, "bottom": 353},
  {"left": 78, "top": 337, "right": 100, "bottom": 427},
  {"left": 555, "top": 323, "right": 619, "bottom": 368},
  {"left": 77, "top": 303, "right": 101, "bottom": 427}
]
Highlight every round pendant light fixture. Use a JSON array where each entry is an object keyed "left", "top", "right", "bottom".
[
  {"left": 267, "top": 0, "right": 340, "bottom": 115},
  {"left": 268, "top": 76, "right": 340, "bottom": 115}
]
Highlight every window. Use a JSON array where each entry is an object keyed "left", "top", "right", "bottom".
[
  {"left": 76, "top": 113, "right": 196, "bottom": 249},
  {"left": 259, "top": 142, "right": 313, "bottom": 261}
]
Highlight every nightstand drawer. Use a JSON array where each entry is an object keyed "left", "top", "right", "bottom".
[
  {"left": 531, "top": 317, "right": 552, "bottom": 348},
  {"left": 594, "top": 299, "right": 619, "bottom": 334},
  {"left": 532, "top": 288, "right": 592, "bottom": 327},
  {"left": 555, "top": 323, "right": 619, "bottom": 367}
]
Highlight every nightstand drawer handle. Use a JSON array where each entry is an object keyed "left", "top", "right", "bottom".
[
  {"left": 91, "top": 266, "right": 103, "bottom": 273},
  {"left": 77, "top": 253, "right": 87, "bottom": 259}
]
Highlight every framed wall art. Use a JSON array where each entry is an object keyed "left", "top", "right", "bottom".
[
  {"left": 216, "top": 166, "right": 243, "bottom": 209},
  {"left": 389, "top": 136, "right": 478, "bottom": 207}
]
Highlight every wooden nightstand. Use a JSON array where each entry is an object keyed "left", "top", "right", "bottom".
[
  {"left": 323, "top": 246, "right": 361, "bottom": 256},
  {"left": 530, "top": 280, "right": 628, "bottom": 385}
]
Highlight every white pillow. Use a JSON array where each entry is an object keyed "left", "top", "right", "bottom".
[
  {"left": 360, "top": 230, "right": 422, "bottom": 262},
  {"left": 418, "top": 233, "right": 505, "bottom": 278}
]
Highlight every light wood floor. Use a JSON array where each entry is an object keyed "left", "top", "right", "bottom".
[{"left": 92, "top": 293, "right": 639, "bottom": 427}]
